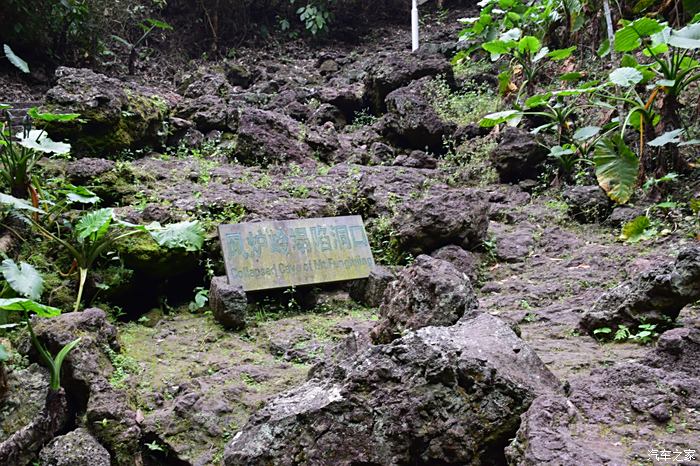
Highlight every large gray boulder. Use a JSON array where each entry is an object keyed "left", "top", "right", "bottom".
[
  {"left": 391, "top": 189, "right": 490, "bottom": 256},
  {"left": 580, "top": 244, "right": 700, "bottom": 332},
  {"left": 39, "top": 428, "right": 110, "bottom": 466},
  {"left": 348, "top": 265, "right": 396, "bottom": 308},
  {"left": 44, "top": 67, "right": 172, "bottom": 156},
  {"left": 371, "top": 255, "right": 478, "bottom": 343},
  {"left": 235, "top": 108, "right": 317, "bottom": 166},
  {"left": 383, "top": 77, "right": 456, "bottom": 153},
  {"left": 490, "top": 127, "right": 547, "bottom": 183},
  {"left": 364, "top": 51, "right": 453, "bottom": 113},
  {"left": 224, "top": 313, "right": 561, "bottom": 465}
]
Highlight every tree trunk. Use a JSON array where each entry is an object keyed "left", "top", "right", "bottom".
[
  {"left": 0, "top": 389, "right": 68, "bottom": 465},
  {"left": 656, "top": 93, "right": 688, "bottom": 176}
]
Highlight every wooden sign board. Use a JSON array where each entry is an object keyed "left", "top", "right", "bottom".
[{"left": 218, "top": 216, "right": 375, "bottom": 291}]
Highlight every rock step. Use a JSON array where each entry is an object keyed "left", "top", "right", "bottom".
[{"left": 1, "top": 102, "right": 43, "bottom": 133}]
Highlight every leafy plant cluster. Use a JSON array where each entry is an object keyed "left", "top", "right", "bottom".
[
  {"left": 593, "top": 322, "right": 660, "bottom": 344},
  {"left": 479, "top": 14, "right": 700, "bottom": 205},
  {"left": 455, "top": 0, "right": 585, "bottom": 59},
  {"left": 0, "top": 0, "right": 167, "bottom": 66}
]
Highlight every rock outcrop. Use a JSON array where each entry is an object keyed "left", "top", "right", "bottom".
[
  {"left": 562, "top": 185, "right": 613, "bottom": 223},
  {"left": 580, "top": 244, "right": 700, "bottom": 332},
  {"left": 371, "top": 255, "right": 478, "bottom": 343},
  {"left": 39, "top": 428, "right": 111, "bottom": 466},
  {"left": 490, "top": 127, "right": 547, "bottom": 183},
  {"left": 383, "top": 77, "right": 456, "bottom": 153},
  {"left": 30, "top": 308, "right": 143, "bottom": 466},
  {"left": 44, "top": 67, "right": 172, "bottom": 156},
  {"left": 348, "top": 265, "right": 396, "bottom": 308},
  {"left": 209, "top": 276, "right": 248, "bottom": 330},
  {"left": 224, "top": 313, "right": 561, "bottom": 465},
  {"left": 507, "top": 327, "right": 700, "bottom": 465},
  {"left": 391, "top": 188, "right": 489, "bottom": 256}
]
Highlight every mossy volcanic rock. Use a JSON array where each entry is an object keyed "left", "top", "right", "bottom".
[{"left": 44, "top": 67, "right": 172, "bottom": 156}]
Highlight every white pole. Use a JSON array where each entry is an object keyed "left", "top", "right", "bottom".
[{"left": 411, "top": 0, "right": 419, "bottom": 52}]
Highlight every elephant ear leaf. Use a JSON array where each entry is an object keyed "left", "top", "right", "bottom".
[
  {"left": 0, "top": 298, "right": 61, "bottom": 318},
  {"left": 1, "top": 259, "right": 43, "bottom": 300},
  {"left": 3, "top": 44, "right": 29, "bottom": 73},
  {"left": 593, "top": 135, "right": 639, "bottom": 204},
  {"left": 147, "top": 221, "right": 205, "bottom": 252},
  {"left": 76, "top": 208, "right": 114, "bottom": 242}
]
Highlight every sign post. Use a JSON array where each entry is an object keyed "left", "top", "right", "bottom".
[
  {"left": 412, "top": 0, "right": 419, "bottom": 52},
  {"left": 219, "top": 216, "right": 375, "bottom": 291}
]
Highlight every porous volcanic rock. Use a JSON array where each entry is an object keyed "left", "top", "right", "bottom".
[
  {"left": 39, "top": 428, "right": 111, "bottom": 466},
  {"left": 371, "top": 255, "right": 478, "bottom": 343},
  {"left": 507, "top": 327, "right": 700, "bottom": 465},
  {"left": 383, "top": 77, "right": 456, "bottom": 153},
  {"left": 580, "top": 244, "right": 700, "bottom": 332},
  {"left": 490, "top": 127, "right": 547, "bottom": 183},
  {"left": 224, "top": 313, "right": 561, "bottom": 465},
  {"left": 391, "top": 188, "right": 490, "bottom": 256},
  {"left": 44, "top": 67, "right": 172, "bottom": 156}
]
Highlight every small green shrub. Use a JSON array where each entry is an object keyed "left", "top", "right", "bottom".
[{"left": 426, "top": 77, "right": 499, "bottom": 126}]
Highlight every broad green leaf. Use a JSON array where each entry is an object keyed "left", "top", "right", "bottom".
[
  {"left": 497, "top": 70, "right": 512, "bottom": 95},
  {"left": 614, "top": 17, "right": 665, "bottom": 52},
  {"left": 549, "top": 145, "right": 575, "bottom": 156},
  {"left": 0, "top": 298, "right": 61, "bottom": 317},
  {"left": 480, "top": 109, "right": 521, "bottom": 127},
  {"left": 147, "top": 221, "right": 205, "bottom": 252},
  {"left": 594, "top": 136, "right": 639, "bottom": 204},
  {"left": 547, "top": 46, "right": 576, "bottom": 60},
  {"left": 16, "top": 130, "right": 71, "bottom": 155},
  {"left": 560, "top": 71, "right": 585, "bottom": 81},
  {"left": 499, "top": 27, "right": 522, "bottom": 41},
  {"left": 668, "top": 23, "right": 700, "bottom": 49},
  {"left": 63, "top": 184, "right": 100, "bottom": 205},
  {"left": 0, "top": 193, "right": 45, "bottom": 213},
  {"left": 1, "top": 259, "right": 43, "bottom": 300},
  {"left": 518, "top": 36, "right": 541, "bottom": 54},
  {"left": 3, "top": 44, "right": 29, "bottom": 73},
  {"left": 620, "top": 54, "right": 639, "bottom": 68},
  {"left": 656, "top": 79, "right": 676, "bottom": 87},
  {"left": 0, "top": 344, "right": 9, "bottom": 362},
  {"left": 648, "top": 128, "right": 684, "bottom": 147},
  {"left": 524, "top": 93, "right": 552, "bottom": 109},
  {"left": 145, "top": 18, "right": 173, "bottom": 30},
  {"left": 27, "top": 108, "right": 80, "bottom": 122},
  {"left": 597, "top": 38, "right": 610, "bottom": 57},
  {"left": 482, "top": 39, "right": 514, "bottom": 60},
  {"left": 620, "top": 215, "right": 656, "bottom": 242},
  {"left": 76, "top": 208, "right": 114, "bottom": 242},
  {"left": 111, "top": 34, "right": 133, "bottom": 47},
  {"left": 609, "top": 67, "right": 643, "bottom": 87},
  {"left": 573, "top": 126, "right": 601, "bottom": 141}
]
